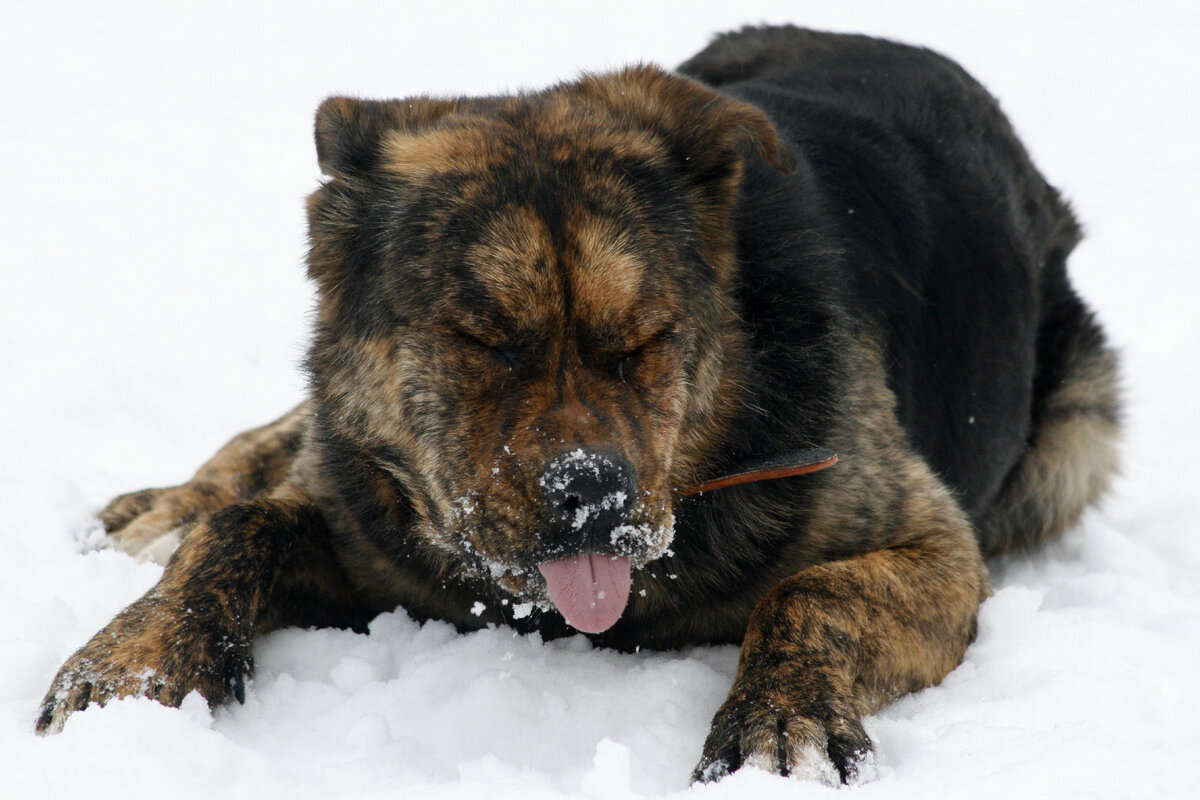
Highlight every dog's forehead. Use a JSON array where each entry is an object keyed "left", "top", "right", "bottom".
[
  {"left": 381, "top": 117, "right": 674, "bottom": 333},
  {"left": 380, "top": 95, "right": 668, "bottom": 173},
  {"left": 461, "top": 201, "right": 651, "bottom": 334},
  {"left": 565, "top": 213, "right": 648, "bottom": 322},
  {"left": 464, "top": 203, "right": 565, "bottom": 323}
]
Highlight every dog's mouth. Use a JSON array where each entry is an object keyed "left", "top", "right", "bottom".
[
  {"left": 536, "top": 552, "right": 632, "bottom": 634},
  {"left": 526, "top": 511, "right": 676, "bottom": 633},
  {"left": 433, "top": 446, "right": 678, "bottom": 633},
  {"left": 459, "top": 517, "right": 674, "bottom": 634}
]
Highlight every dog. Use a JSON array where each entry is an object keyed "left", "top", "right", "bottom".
[{"left": 37, "top": 25, "right": 1120, "bottom": 784}]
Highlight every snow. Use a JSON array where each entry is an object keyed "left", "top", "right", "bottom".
[{"left": 3, "top": 1, "right": 1198, "bottom": 798}]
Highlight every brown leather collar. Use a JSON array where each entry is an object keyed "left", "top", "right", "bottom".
[{"left": 681, "top": 448, "right": 838, "bottom": 497}]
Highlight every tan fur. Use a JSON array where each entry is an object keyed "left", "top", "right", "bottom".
[
  {"left": 384, "top": 124, "right": 507, "bottom": 177},
  {"left": 566, "top": 217, "right": 648, "bottom": 324}
]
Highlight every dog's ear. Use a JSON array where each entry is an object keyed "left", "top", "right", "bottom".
[
  {"left": 573, "top": 65, "right": 794, "bottom": 176},
  {"left": 315, "top": 96, "right": 458, "bottom": 177},
  {"left": 571, "top": 66, "right": 793, "bottom": 280}
]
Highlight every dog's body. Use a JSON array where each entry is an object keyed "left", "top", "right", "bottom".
[{"left": 38, "top": 27, "right": 1119, "bottom": 784}]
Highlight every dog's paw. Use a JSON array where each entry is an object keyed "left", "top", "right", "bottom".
[
  {"left": 692, "top": 683, "right": 875, "bottom": 785},
  {"left": 97, "top": 487, "right": 169, "bottom": 532},
  {"left": 97, "top": 406, "right": 308, "bottom": 564},
  {"left": 35, "top": 590, "right": 251, "bottom": 735},
  {"left": 98, "top": 485, "right": 222, "bottom": 563}
]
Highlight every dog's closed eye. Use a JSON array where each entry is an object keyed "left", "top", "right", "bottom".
[
  {"left": 449, "top": 327, "right": 525, "bottom": 371},
  {"left": 614, "top": 326, "right": 677, "bottom": 383}
]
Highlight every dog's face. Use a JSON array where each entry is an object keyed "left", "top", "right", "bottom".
[{"left": 305, "top": 67, "right": 789, "bottom": 631}]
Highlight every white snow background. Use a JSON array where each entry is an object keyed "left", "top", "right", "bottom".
[{"left": 3, "top": 2, "right": 1198, "bottom": 798}]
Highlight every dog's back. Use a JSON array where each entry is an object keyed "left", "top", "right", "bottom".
[{"left": 682, "top": 26, "right": 1120, "bottom": 554}]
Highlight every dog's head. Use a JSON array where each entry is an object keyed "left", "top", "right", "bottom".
[{"left": 305, "top": 66, "right": 790, "bottom": 632}]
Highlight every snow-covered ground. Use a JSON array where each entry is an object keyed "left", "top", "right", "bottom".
[{"left": 3, "top": 2, "right": 1198, "bottom": 797}]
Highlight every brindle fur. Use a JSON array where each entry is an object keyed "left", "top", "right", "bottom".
[{"left": 38, "top": 26, "right": 1119, "bottom": 785}]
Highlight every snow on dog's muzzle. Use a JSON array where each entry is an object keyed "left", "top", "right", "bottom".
[{"left": 536, "top": 448, "right": 637, "bottom": 632}]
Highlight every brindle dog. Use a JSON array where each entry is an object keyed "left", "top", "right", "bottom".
[{"left": 38, "top": 26, "right": 1119, "bottom": 784}]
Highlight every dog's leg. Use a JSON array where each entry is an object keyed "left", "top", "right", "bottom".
[
  {"left": 100, "top": 402, "right": 310, "bottom": 563},
  {"left": 694, "top": 472, "right": 988, "bottom": 784},
  {"left": 37, "top": 480, "right": 363, "bottom": 735}
]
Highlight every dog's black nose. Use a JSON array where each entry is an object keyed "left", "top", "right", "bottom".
[{"left": 539, "top": 448, "right": 636, "bottom": 554}]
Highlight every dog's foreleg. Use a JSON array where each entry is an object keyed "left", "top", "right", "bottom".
[
  {"left": 37, "top": 484, "right": 331, "bottom": 734},
  {"left": 694, "top": 511, "right": 988, "bottom": 784}
]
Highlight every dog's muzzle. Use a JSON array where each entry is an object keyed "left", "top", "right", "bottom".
[{"left": 536, "top": 447, "right": 637, "bottom": 634}]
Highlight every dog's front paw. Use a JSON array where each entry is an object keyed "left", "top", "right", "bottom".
[
  {"left": 35, "top": 590, "right": 251, "bottom": 735},
  {"left": 693, "top": 674, "right": 875, "bottom": 785},
  {"left": 97, "top": 485, "right": 218, "bottom": 563},
  {"left": 97, "top": 405, "right": 309, "bottom": 563}
]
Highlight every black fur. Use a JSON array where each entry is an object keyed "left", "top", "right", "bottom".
[{"left": 682, "top": 26, "right": 1085, "bottom": 521}]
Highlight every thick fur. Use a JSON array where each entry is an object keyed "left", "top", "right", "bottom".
[{"left": 38, "top": 26, "right": 1119, "bottom": 784}]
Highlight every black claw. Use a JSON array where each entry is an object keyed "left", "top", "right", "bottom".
[
  {"left": 70, "top": 682, "right": 93, "bottom": 713},
  {"left": 692, "top": 725, "right": 744, "bottom": 784},
  {"left": 692, "top": 757, "right": 732, "bottom": 784},
  {"left": 34, "top": 704, "right": 54, "bottom": 736},
  {"left": 826, "top": 729, "right": 873, "bottom": 784},
  {"left": 230, "top": 671, "right": 246, "bottom": 705}
]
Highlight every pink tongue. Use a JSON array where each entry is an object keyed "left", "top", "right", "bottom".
[{"left": 537, "top": 553, "right": 632, "bottom": 634}]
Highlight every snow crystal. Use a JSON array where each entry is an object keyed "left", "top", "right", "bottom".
[{"left": 569, "top": 489, "right": 628, "bottom": 531}]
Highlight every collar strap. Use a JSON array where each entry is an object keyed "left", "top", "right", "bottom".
[{"left": 681, "top": 448, "right": 838, "bottom": 497}]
